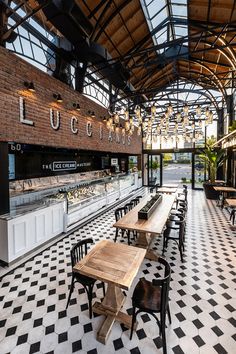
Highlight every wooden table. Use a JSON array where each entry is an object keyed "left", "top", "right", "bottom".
[
  {"left": 213, "top": 186, "right": 236, "bottom": 193},
  {"left": 156, "top": 187, "right": 177, "bottom": 194},
  {"left": 225, "top": 198, "right": 236, "bottom": 207},
  {"left": 113, "top": 194, "right": 175, "bottom": 261},
  {"left": 73, "top": 240, "right": 146, "bottom": 344},
  {"left": 213, "top": 186, "right": 236, "bottom": 208},
  {"left": 162, "top": 183, "right": 179, "bottom": 188}
]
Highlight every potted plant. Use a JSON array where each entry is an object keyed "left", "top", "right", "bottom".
[{"left": 198, "top": 138, "right": 226, "bottom": 199}]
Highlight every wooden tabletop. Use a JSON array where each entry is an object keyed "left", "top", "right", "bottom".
[
  {"left": 213, "top": 186, "right": 236, "bottom": 192},
  {"left": 225, "top": 198, "right": 236, "bottom": 207},
  {"left": 162, "top": 183, "right": 179, "bottom": 188},
  {"left": 113, "top": 194, "right": 175, "bottom": 235},
  {"left": 157, "top": 187, "right": 177, "bottom": 193},
  {"left": 73, "top": 240, "right": 146, "bottom": 291}
]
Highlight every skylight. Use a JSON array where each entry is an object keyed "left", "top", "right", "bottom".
[{"left": 142, "top": 0, "right": 188, "bottom": 53}]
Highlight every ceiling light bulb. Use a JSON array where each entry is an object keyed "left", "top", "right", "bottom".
[
  {"left": 196, "top": 105, "right": 201, "bottom": 116},
  {"left": 176, "top": 112, "right": 181, "bottom": 122},
  {"left": 114, "top": 113, "right": 119, "bottom": 124},
  {"left": 183, "top": 104, "right": 188, "bottom": 115},
  {"left": 167, "top": 104, "right": 173, "bottom": 115}
]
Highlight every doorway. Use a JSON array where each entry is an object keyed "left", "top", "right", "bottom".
[
  {"left": 148, "top": 154, "right": 162, "bottom": 186},
  {"left": 192, "top": 153, "right": 206, "bottom": 189},
  {"left": 162, "top": 152, "right": 192, "bottom": 186}
]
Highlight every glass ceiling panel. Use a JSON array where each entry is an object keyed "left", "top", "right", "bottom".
[
  {"left": 143, "top": 0, "right": 188, "bottom": 52},
  {"left": 148, "top": 0, "right": 166, "bottom": 15},
  {"left": 171, "top": 4, "right": 187, "bottom": 18},
  {"left": 151, "top": 8, "right": 168, "bottom": 26}
]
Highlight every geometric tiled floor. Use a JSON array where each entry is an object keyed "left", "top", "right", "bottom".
[{"left": 0, "top": 189, "right": 236, "bottom": 354}]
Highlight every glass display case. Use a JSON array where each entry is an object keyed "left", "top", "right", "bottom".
[
  {"left": 64, "top": 179, "right": 107, "bottom": 211},
  {"left": 48, "top": 173, "right": 138, "bottom": 228},
  {"left": 105, "top": 178, "right": 120, "bottom": 195},
  {"left": 119, "top": 174, "right": 135, "bottom": 191}
]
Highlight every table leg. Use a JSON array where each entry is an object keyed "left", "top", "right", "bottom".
[
  {"left": 135, "top": 232, "right": 159, "bottom": 261},
  {"left": 93, "top": 283, "right": 137, "bottom": 344}
]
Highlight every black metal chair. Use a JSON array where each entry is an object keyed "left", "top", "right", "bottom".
[
  {"left": 162, "top": 214, "right": 186, "bottom": 262},
  {"left": 136, "top": 195, "right": 143, "bottom": 201},
  {"left": 130, "top": 257, "right": 171, "bottom": 354},
  {"left": 66, "top": 238, "right": 105, "bottom": 318},
  {"left": 176, "top": 185, "right": 188, "bottom": 208},
  {"left": 124, "top": 202, "right": 134, "bottom": 211},
  {"left": 130, "top": 198, "right": 140, "bottom": 206},
  {"left": 230, "top": 208, "right": 236, "bottom": 225},
  {"left": 114, "top": 206, "right": 131, "bottom": 244}
]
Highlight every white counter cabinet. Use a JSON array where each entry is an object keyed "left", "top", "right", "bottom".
[{"left": 0, "top": 200, "right": 65, "bottom": 265}]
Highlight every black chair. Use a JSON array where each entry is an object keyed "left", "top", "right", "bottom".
[
  {"left": 230, "top": 208, "right": 236, "bottom": 225},
  {"left": 136, "top": 195, "right": 143, "bottom": 201},
  {"left": 124, "top": 202, "right": 134, "bottom": 212},
  {"left": 130, "top": 257, "right": 171, "bottom": 354},
  {"left": 176, "top": 185, "right": 188, "bottom": 208},
  {"left": 66, "top": 238, "right": 105, "bottom": 318},
  {"left": 162, "top": 214, "right": 186, "bottom": 262},
  {"left": 114, "top": 207, "right": 131, "bottom": 244},
  {"left": 130, "top": 198, "right": 139, "bottom": 206}
]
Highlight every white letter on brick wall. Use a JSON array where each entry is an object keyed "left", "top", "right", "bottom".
[
  {"left": 50, "top": 108, "right": 60, "bottom": 130},
  {"left": 19, "top": 97, "right": 34, "bottom": 126},
  {"left": 100, "top": 125, "right": 103, "bottom": 140},
  {"left": 86, "top": 121, "right": 92, "bottom": 137},
  {"left": 71, "top": 116, "right": 78, "bottom": 134}
]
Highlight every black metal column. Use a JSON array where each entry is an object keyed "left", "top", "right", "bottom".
[{"left": 0, "top": 142, "right": 9, "bottom": 215}]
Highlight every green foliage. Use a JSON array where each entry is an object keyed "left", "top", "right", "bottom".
[
  {"left": 228, "top": 121, "right": 236, "bottom": 133},
  {"left": 198, "top": 137, "right": 226, "bottom": 183},
  {"left": 163, "top": 153, "right": 172, "bottom": 161}
]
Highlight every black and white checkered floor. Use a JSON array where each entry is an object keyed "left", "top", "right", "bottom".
[{"left": 0, "top": 189, "right": 236, "bottom": 354}]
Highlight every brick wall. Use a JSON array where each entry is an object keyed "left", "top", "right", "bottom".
[{"left": 0, "top": 46, "right": 142, "bottom": 155}]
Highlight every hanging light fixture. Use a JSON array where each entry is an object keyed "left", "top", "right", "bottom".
[
  {"left": 167, "top": 104, "right": 173, "bottom": 115},
  {"left": 137, "top": 125, "right": 142, "bottom": 136},
  {"left": 125, "top": 120, "right": 130, "bottom": 131},
  {"left": 196, "top": 105, "right": 201, "bottom": 116},
  {"left": 183, "top": 104, "right": 189, "bottom": 115},
  {"left": 114, "top": 113, "right": 119, "bottom": 124},
  {"left": 176, "top": 111, "right": 181, "bottom": 122},
  {"left": 208, "top": 110, "right": 213, "bottom": 124},
  {"left": 151, "top": 105, "right": 156, "bottom": 115}
]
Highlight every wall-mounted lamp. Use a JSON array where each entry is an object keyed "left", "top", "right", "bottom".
[
  {"left": 53, "top": 93, "right": 63, "bottom": 103},
  {"left": 24, "top": 81, "right": 35, "bottom": 92},
  {"left": 73, "top": 103, "right": 80, "bottom": 111},
  {"left": 88, "top": 110, "right": 95, "bottom": 118}
]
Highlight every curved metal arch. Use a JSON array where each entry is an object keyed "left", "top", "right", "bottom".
[
  {"left": 90, "top": 0, "right": 113, "bottom": 41},
  {"left": 179, "top": 69, "right": 219, "bottom": 88},
  {"left": 143, "top": 67, "right": 217, "bottom": 93},
  {"left": 178, "top": 76, "right": 221, "bottom": 110},
  {"left": 198, "top": 39, "right": 236, "bottom": 71},
  {"left": 190, "top": 22, "right": 236, "bottom": 67},
  {"left": 83, "top": 91, "right": 109, "bottom": 108},
  {"left": 93, "top": 0, "right": 132, "bottom": 42},
  {"left": 154, "top": 87, "right": 218, "bottom": 108},
  {"left": 180, "top": 58, "right": 226, "bottom": 98}
]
